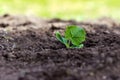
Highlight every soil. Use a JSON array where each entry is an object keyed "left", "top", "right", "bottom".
[{"left": 0, "top": 14, "right": 120, "bottom": 80}]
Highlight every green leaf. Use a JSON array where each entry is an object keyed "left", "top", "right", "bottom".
[
  {"left": 65, "top": 25, "right": 86, "bottom": 46},
  {"left": 55, "top": 31, "right": 67, "bottom": 44},
  {"left": 71, "top": 44, "right": 84, "bottom": 48}
]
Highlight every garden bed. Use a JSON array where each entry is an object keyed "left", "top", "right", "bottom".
[{"left": 0, "top": 14, "right": 120, "bottom": 80}]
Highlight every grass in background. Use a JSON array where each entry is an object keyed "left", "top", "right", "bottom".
[{"left": 0, "top": 0, "right": 120, "bottom": 20}]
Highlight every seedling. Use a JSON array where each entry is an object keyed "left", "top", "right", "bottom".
[{"left": 55, "top": 25, "right": 86, "bottom": 48}]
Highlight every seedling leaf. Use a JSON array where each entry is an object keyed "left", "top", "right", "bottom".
[
  {"left": 55, "top": 31, "right": 67, "bottom": 44},
  {"left": 65, "top": 25, "right": 86, "bottom": 45}
]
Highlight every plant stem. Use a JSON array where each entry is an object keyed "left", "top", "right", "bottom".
[{"left": 65, "top": 40, "right": 70, "bottom": 48}]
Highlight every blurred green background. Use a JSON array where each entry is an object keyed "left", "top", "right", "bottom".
[{"left": 0, "top": 0, "right": 120, "bottom": 20}]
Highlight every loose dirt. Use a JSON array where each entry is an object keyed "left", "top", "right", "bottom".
[{"left": 0, "top": 14, "right": 120, "bottom": 80}]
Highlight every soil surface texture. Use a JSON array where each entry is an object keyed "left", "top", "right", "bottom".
[{"left": 0, "top": 14, "right": 120, "bottom": 80}]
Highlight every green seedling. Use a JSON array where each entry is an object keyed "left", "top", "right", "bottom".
[{"left": 55, "top": 25, "right": 86, "bottom": 48}]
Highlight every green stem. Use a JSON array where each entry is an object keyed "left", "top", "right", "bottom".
[{"left": 65, "top": 40, "right": 70, "bottom": 48}]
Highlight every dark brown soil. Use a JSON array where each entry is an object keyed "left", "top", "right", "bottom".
[{"left": 0, "top": 14, "right": 120, "bottom": 80}]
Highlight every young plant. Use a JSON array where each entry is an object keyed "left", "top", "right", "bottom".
[{"left": 55, "top": 25, "right": 86, "bottom": 48}]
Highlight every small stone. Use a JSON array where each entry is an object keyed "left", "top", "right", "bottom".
[
  {"left": 102, "top": 75, "right": 107, "bottom": 79},
  {"left": 89, "top": 72, "right": 94, "bottom": 76}
]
